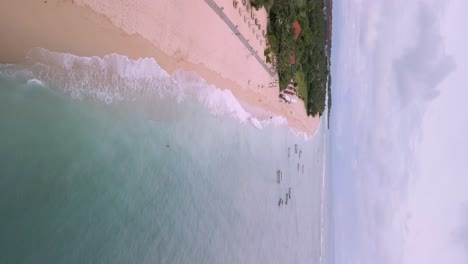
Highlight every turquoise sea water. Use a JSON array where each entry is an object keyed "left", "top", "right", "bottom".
[{"left": 0, "top": 49, "right": 331, "bottom": 264}]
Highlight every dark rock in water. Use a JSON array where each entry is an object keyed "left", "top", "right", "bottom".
[{"left": 166, "top": 145, "right": 170, "bottom": 148}]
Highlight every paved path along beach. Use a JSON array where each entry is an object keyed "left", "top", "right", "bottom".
[{"left": 204, "top": 0, "right": 276, "bottom": 77}]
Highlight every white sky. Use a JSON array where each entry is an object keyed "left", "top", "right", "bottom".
[{"left": 331, "top": 0, "right": 468, "bottom": 263}]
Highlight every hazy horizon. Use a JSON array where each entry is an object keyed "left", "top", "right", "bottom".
[{"left": 331, "top": 0, "right": 468, "bottom": 263}]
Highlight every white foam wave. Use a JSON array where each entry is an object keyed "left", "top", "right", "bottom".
[
  {"left": 261, "top": 116, "right": 288, "bottom": 127},
  {"left": 0, "top": 48, "right": 291, "bottom": 130},
  {"left": 250, "top": 117, "right": 263, "bottom": 129},
  {"left": 26, "top": 78, "right": 45, "bottom": 86}
]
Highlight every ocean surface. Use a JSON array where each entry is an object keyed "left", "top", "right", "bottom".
[{"left": 0, "top": 48, "right": 332, "bottom": 264}]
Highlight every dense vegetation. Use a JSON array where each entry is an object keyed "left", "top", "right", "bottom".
[{"left": 254, "top": 0, "right": 331, "bottom": 117}]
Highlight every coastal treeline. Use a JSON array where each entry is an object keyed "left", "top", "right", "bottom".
[{"left": 254, "top": 0, "right": 331, "bottom": 117}]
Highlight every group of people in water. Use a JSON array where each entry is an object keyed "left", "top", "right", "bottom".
[
  {"left": 277, "top": 144, "right": 305, "bottom": 207},
  {"left": 278, "top": 187, "right": 292, "bottom": 207}
]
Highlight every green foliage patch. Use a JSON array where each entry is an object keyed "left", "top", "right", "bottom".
[{"left": 263, "top": 0, "right": 330, "bottom": 116}]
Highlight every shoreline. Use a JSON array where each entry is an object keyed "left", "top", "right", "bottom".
[{"left": 0, "top": 0, "right": 320, "bottom": 135}]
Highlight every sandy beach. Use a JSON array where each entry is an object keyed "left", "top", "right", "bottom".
[{"left": 0, "top": 0, "right": 319, "bottom": 135}]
